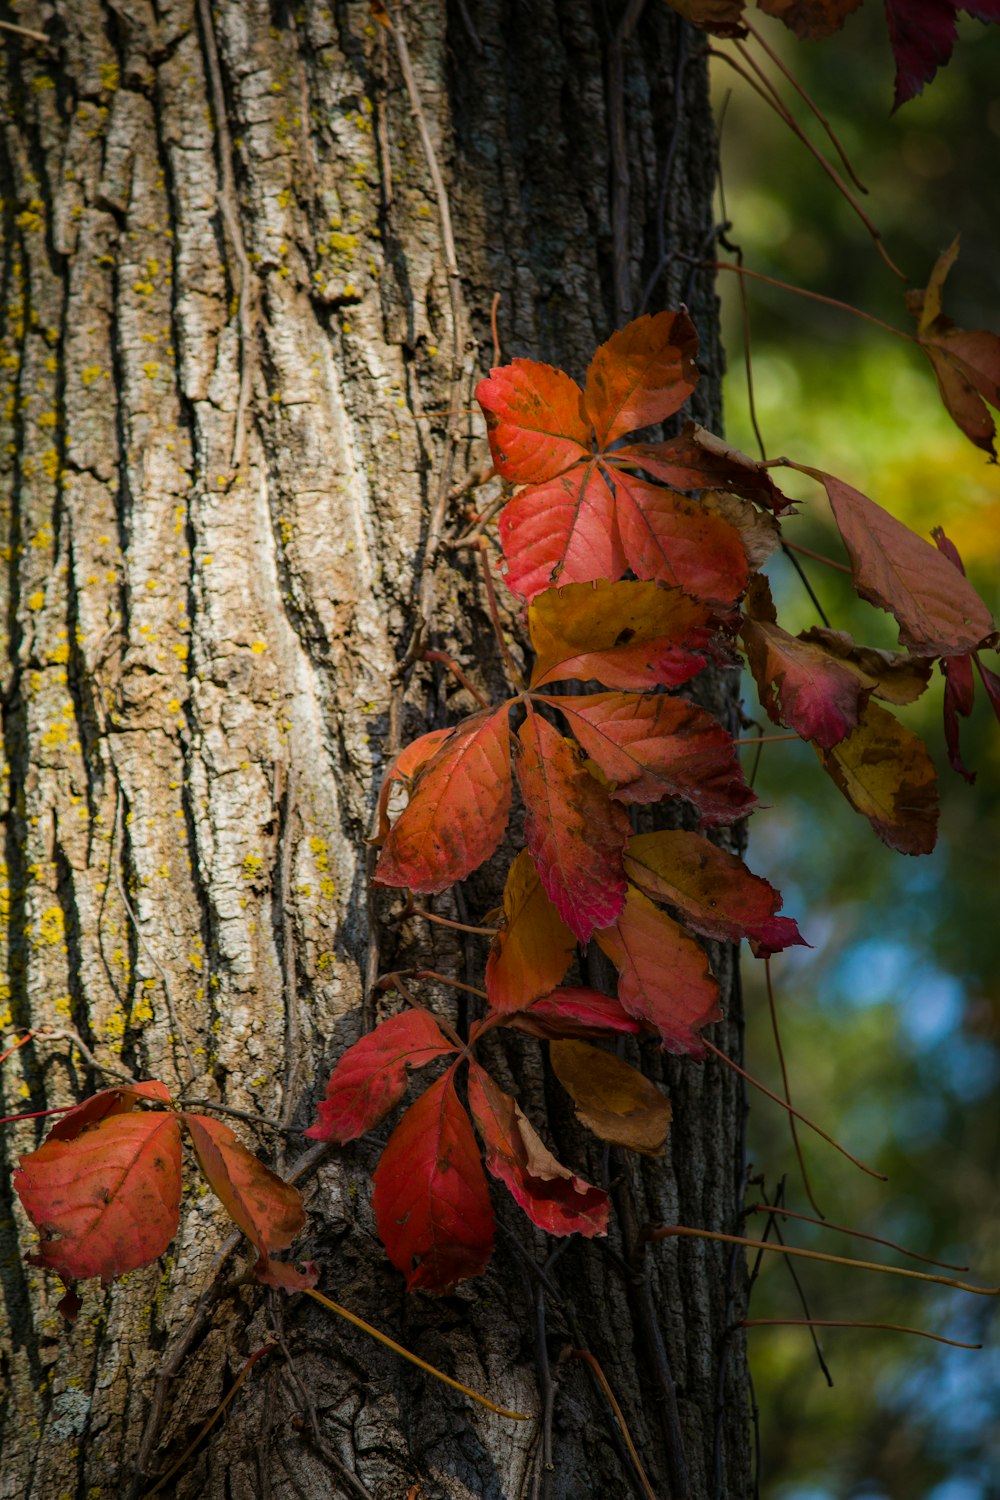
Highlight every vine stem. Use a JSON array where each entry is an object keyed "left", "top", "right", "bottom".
[
  {"left": 746, "top": 1203, "right": 970, "bottom": 1272},
  {"left": 647, "top": 1225, "right": 1000, "bottom": 1297},
  {"left": 742, "top": 1319, "right": 980, "bottom": 1350},
  {"left": 702, "top": 1036, "right": 887, "bottom": 1180},
  {"left": 706, "top": 259, "right": 914, "bottom": 341},
  {"left": 400, "top": 906, "right": 497, "bottom": 937},
  {"left": 567, "top": 1349, "right": 658, "bottom": 1500},
  {"left": 305, "top": 1288, "right": 530, "bottom": 1420},
  {"left": 783, "top": 540, "right": 851, "bottom": 574},
  {"left": 764, "top": 957, "right": 823, "bottom": 1218},
  {"left": 479, "top": 539, "right": 526, "bottom": 690},
  {"left": 423, "top": 649, "right": 490, "bottom": 709}
]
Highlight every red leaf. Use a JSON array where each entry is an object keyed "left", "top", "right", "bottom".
[
  {"left": 818, "top": 701, "right": 939, "bottom": 856},
  {"left": 375, "top": 704, "right": 512, "bottom": 892},
  {"left": 46, "top": 1080, "right": 172, "bottom": 1143},
  {"left": 485, "top": 850, "right": 577, "bottom": 1013},
  {"left": 583, "top": 311, "right": 699, "bottom": 448},
  {"left": 476, "top": 359, "right": 590, "bottom": 483},
  {"left": 556, "top": 691, "right": 756, "bottom": 823},
  {"left": 509, "top": 987, "right": 644, "bottom": 1040},
  {"left": 516, "top": 706, "right": 629, "bottom": 943},
  {"left": 595, "top": 886, "right": 721, "bottom": 1056},
  {"left": 304, "top": 1009, "right": 459, "bottom": 1143},
  {"left": 529, "top": 579, "right": 712, "bottom": 692},
  {"left": 371, "top": 1067, "right": 494, "bottom": 1293},
  {"left": 467, "top": 1063, "right": 609, "bottom": 1237},
  {"left": 941, "top": 653, "right": 977, "bottom": 783},
  {"left": 741, "top": 576, "right": 872, "bottom": 748},
  {"left": 15, "top": 1112, "right": 183, "bottom": 1283},
  {"left": 183, "top": 1114, "right": 306, "bottom": 1270},
  {"left": 813, "top": 470, "right": 995, "bottom": 657},
  {"left": 623, "top": 830, "right": 806, "bottom": 957},
  {"left": 371, "top": 728, "right": 456, "bottom": 847},
  {"left": 613, "top": 425, "right": 794, "bottom": 514},
  {"left": 612, "top": 468, "right": 749, "bottom": 604},
  {"left": 498, "top": 462, "right": 625, "bottom": 602},
  {"left": 884, "top": 0, "right": 1000, "bottom": 108}
]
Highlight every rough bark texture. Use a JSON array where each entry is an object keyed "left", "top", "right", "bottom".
[{"left": 0, "top": 3, "right": 751, "bottom": 1497}]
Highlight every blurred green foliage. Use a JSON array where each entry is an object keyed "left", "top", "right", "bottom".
[{"left": 710, "top": 8, "right": 1000, "bottom": 1498}]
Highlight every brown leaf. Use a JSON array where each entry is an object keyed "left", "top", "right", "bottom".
[
  {"left": 757, "top": 0, "right": 864, "bottom": 40},
  {"left": 817, "top": 701, "right": 939, "bottom": 856},
  {"left": 549, "top": 1039, "right": 672, "bottom": 1154},
  {"left": 907, "top": 239, "right": 1000, "bottom": 456},
  {"left": 662, "top": 0, "right": 747, "bottom": 34}
]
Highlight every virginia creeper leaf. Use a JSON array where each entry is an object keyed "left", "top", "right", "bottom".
[
  {"left": 467, "top": 1063, "right": 609, "bottom": 1236},
  {"left": 371, "top": 1067, "right": 494, "bottom": 1293},
  {"left": 701, "top": 491, "right": 782, "bottom": 570},
  {"left": 556, "top": 691, "right": 756, "bottom": 823},
  {"left": 612, "top": 468, "right": 749, "bottom": 604},
  {"left": 47, "top": 1080, "right": 172, "bottom": 1143},
  {"left": 742, "top": 575, "right": 872, "bottom": 748},
  {"left": 375, "top": 704, "right": 513, "bottom": 892},
  {"left": 183, "top": 1114, "right": 306, "bottom": 1276},
  {"left": 797, "top": 627, "right": 933, "bottom": 706},
  {"left": 583, "top": 310, "right": 699, "bottom": 448},
  {"left": 595, "top": 886, "right": 721, "bottom": 1056},
  {"left": 614, "top": 425, "right": 794, "bottom": 514},
  {"left": 498, "top": 462, "right": 625, "bottom": 602},
  {"left": 304, "top": 1009, "right": 459, "bottom": 1143},
  {"left": 812, "top": 469, "right": 996, "bottom": 656},
  {"left": 516, "top": 705, "right": 630, "bottom": 942},
  {"left": 817, "top": 701, "right": 939, "bottom": 855},
  {"left": 15, "top": 1112, "right": 183, "bottom": 1284},
  {"left": 476, "top": 359, "right": 590, "bottom": 483},
  {"left": 757, "top": 0, "right": 863, "bottom": 38},
  {"left": 941, "top": 651, "right": 977, "bottom": 783},
  {"left": 549, "top": 1039, "right": 672, "bottom": 1154},
  {"left": 529, "top": 579, "right": 712, "bottom": 692},
  {"left": 371, "top": 728, "right": 456, "bottom": 847},
  {"left": 508, "top": 987, "right": 644, "bottom": 1040},
  {"left": 485, "top": 849, "right": 577, "bottom": 1013},
  {"left": 907, "top": 239, "right": 1000, "bottom": 452},
  {"left": 885, "top": 0, "right": 1000, "bottom": 109},
  {"left": 623, "top": 829, "right": 806, "bottom": 957},
  {"left": 662, "top": 0, "right": 747, "bottom": 34}
]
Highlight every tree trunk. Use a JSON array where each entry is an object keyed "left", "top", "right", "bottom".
[{"left": 0, "top": 2, "right": 750, "bottom": 1496}]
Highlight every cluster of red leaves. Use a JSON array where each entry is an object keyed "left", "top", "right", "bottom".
[
  {"left": 13, "top": 1082, "right": 314, "bottom": 1317},
  {"left": 668, "top": 0, "right": 1000, "bottom": 108},
  {"left": 12, "top": 309, "right": 997, "bottom": 1306}
]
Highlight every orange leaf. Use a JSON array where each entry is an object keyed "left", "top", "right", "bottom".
[
  {"left": 485, "top": 850, "right": 577, "bottom": 1013},
  {"left": 817, "top": 701, "right": 939, "bottom": 856},
  {"left": 370, "top": 728, "right": 456, "bottom": 847},
  {"left": 476, "top": 359, "right": 590, "bottom": 483},
  {"left": 549, "top": 1039, "right": 672, "bottom": 1154},
  {"left": 623, "top": 830, "right": 805, "bottom": 956},
  {"left": 796, "top": 627, "right": 933, "bottom": 707},
  {"left": 498, "top": 461, "right": 625, "bottom": 602},
  {"left": 371, "top": 1067, "right": 494, "bottom": 1293},
  {"left": 46, "top": 1080, "right": 172, "bottom": 1142},
  {"left": 183, "top": 1114, "right": 306, "bottom": 1271},
  {"left": 304, "top": 1009, "right": 459, "bottom": 1142},
  {"left": 583, "top": 310, "right": 699, "bottom": 448},
  {"left": 813, "top": 469, "right": 995, "bottom": 657},
  {"left": 467, "top": 1063, "right": 609, "bottom": 1236},
  {"left": 612, "top": 468, "right": 749, "bottom": 604},
  {"left": 529, "top": 579, "right": 712, "bottom": 692},
  {"left": 375, "top": 704, "right": 512, "bottom": 892},
  {"left": 15, "top": 1112, "right": 183, "bottom": 1283},
  {"left": 555, "top": 691, "right": 756, "bottom": 823},
  {"left": 595, "top": 886, "right": 721, "bottom": 1056},
  {"left": 613, "top": 424, "right": 794, "bottom": 514},
  {"left": 516, "top": 705, "right": 629, "bottom": 942}
]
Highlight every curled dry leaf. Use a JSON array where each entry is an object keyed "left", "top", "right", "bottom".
[
  {"left": 485, "top": 850, "right": 577, "bottom": 1013},
  {"left": 304, "top": 1009, "right": 459, "bottom": 1142},
  {"left": 623, "top": 829, "right": 806, "bottom": 957},
  {"left": 907, "top": 238, "right": 1000, "bottom": 452},
  {"left": 467, "top": 1063, "right": 609, "bottom": 1236},
  {"left": 516, "top": 706, "right": 630, "bottom": 943},
  {"left": 797, "top": 627, "right": 933, "bottom": 706},
  {"left": 529, "top": 579, "right": 712, "bottom": 692},
  {"left": 757, "top": 0, "right": 863, "bottom": 39},
  {"left": 662, "top": 0, "right": 748, "bottom": 35},
  {"left": 375, "top": 704, "right": 513, "bottom": 892},
  {"left": 15, "top": 1112, "right": 183, "bottom": 1284},
  {"left": 615, "top": 424, "right": 794, "bottom": 514},
  {"left": 371, "top": 1068, "right": 494, "bottom": 1293},
  {"left": 549, "top": 1039, "right": 672, "bottom": 1154},
  {"left": 817, "top": 701, "right": 939, "bottom": 856},
  {"left": 595, "top": 886, "right": 721, "bottom": 1056}
]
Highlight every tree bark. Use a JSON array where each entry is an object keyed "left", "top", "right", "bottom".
[{"left": 0, "top": 2, "right": 750, "bottom": 1497}]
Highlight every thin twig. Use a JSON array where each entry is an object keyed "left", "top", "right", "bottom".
[
  {"left": 747, "top": 1203, "right": 970, "bottom": 1272},
  {"left": 479, "top": 539, "right": 525, "bottom": 690},
  {"left": 648, "top": 1225, "right": 1000, "bottom": 1297},
  {"left": 112, "top": 789, "right": 198, "bottom": 1083},
  {"left": 703, "top": 1036, "right": 886, "bottom": 1180},
  {"left": 423, "top": 649, "right": 490, "bottom": 709},
  {"left": 607, "top": 0, "right": 649, "bottom": 321},
  {"left": 742, "top": 1318, "right": 981, "bottom": 1350},
  {"left": 31, "top": 1026, "right": 137, "bottom": 1084},
  {"left": 764, "top": 958, "right": 823, "bottom": 1217},
  {"left": 411, "top": 968, "right": 488, "bottom": 1001},
  {"left": 0, "top": 18, "right": 48, "bottom": 43},
  {"left": 197, "top": 0, "right": 256, "bottom": 474},
  {"left": 277, "top": 767, "right": 307, "bottom": 1144},
  {"left": 707, "top": 259, "right": 913, "bottom": 341},
  {"left": 783, "top": 540, "right": 851, "bottom": 574},
  {"left": 183, "top": 1098, "right": 301, "bottom": 1134},
  {"left": 568, "top": 1349, "right": 657, "bottom": 1500},
  {"left": 490, "top": 292, "right": 502, "bottom": 366},
  {"left": 400, "top": 906, "right": 497, "bottom": 937}
]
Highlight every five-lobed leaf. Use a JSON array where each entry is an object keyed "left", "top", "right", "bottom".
[
  {"left": 467, "top": 1063, "right": 609, "bottom": 1237},
  {"left": 15, "top": 1112, "right": 183, "bottom": 1284},
  {"left": 371, "top": 1067, "right": 494, "bottom": 1293},
  {"left": 304, "top": 1009, "right": 459, "bottom": 1143}
]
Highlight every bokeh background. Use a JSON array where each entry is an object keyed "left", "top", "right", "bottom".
[{"left": 709, "top": 8, "right": 1000, "bottom": 1498}]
